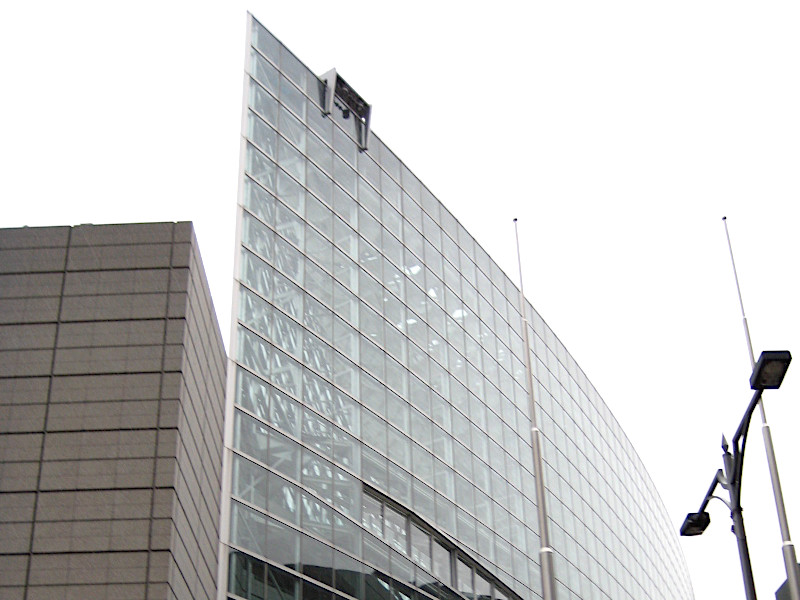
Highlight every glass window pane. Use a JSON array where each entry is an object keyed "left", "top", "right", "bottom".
[
  {"left": 412, "top": 479, "right": 435, "bottom": 524},
  {"left": 333, "top": 389, "right": 359, "bottom": 435},
  {"left": 278, "top": 138, "right": 306, "bottom": 185},
  {"left": 302, "top": 448, "right": 333, "bottom": 504},
  {"left": 333, "top": 353, "right": 358, "bottom": 398},
  {"left": 280, "top": 75, "right": 306, "bottom": 119},
  {"left": 228, "top": 550, "right": 266, "bottom": 600},
  {"left": 362, "top": 494, "right": 382, "bottom": 538},
  {"left": 232, "top": 454, "right": 268, "bottom": 510},
  {"left": 272, "top": 310, "right": 302, "bottom": 357},
  {"left": 456, "top": 509, "right": 477, "bottom": 551},
  {"left": 238, "top": 328, "right": 271, "bottom": 380},
  {"left": 361, "top": 445, "right": 388, "bottom": 491},
  {"left": 432, "top": 541, "right": 451, "bottom": 585},
  {"left": 244, "top": 178, "right": 276, "bottom": 226},
  {"left": 334, "top": 424, "right": 363, "bottom": 473},
  {"left": 266, "top": 519, "right": 300, "bottom": 569},
  {"left": 384, "top": 504, "right": 407, "bottom": 555},
  {"left": 333, "top": 513, "right": 362, "bottom": 557},
  {"left": 236, "top": 367, "right": 270, "bottom": 419},
  {"left": 279, "top": 105, "right": 306, "bottom": 152},
  {"left": 270, "top": 387, "right": 301, "bottom": 437},
  {"left": 333, "top": 466, "right": 361, "bottom": 519},
  {"left": 305, "top": 259, "right": 333, "bottom": 308},
  {"left": 267, "top": 429, "right": 301, "bottom": 481},
  {"left": 334, "top": 155, "right": 356, "bottom": 197},
  {"left": 303, "top": 332, "right": 333, "bottom": 379},
  {"left": 388, "top": 462, "right": 412, "bottom": 506},
  {"left": 334, "top": 187, "right": 358, "bottom": 228},
  {"left": 251, "top": 49, "right": 278, "bottom": 94},
  {"left": 381, "top": 169, "right": 401, "bottom": 208},
  {"left": 302, "top": 407, "right": 332, "bottom": 457},
  {"left": 308, "top": 162, "right": 332, "bottom": 206},
  {"left": 250, "top": 77, "right": 277, "bottom": 125},
  {"left": 267, "top": 471, "right": 300, "bottom": 525},
  {"left": 363, "top": 533, "right": 390, "bottom": 573},
  {"left": 434, "top": 459, "right": 454, "bottom": 498},
  {"left": 435, "top": 493, "right": 456, "bottom": 535},
  {"left": 267, "top": 566, "right": 299, "bottom": 600},
  {"left": 241, "top": 248, "right": 273, "bottom": 301},
  {"left": 247, "top": 143, "right": 276, "bottom": 191},
  {"left": 334, "top": 551, "right": 364, "bottom": 598},
  {"left": 249, "top": 111, "right": 277, "bottom": 157},
  {"left": 231, "top": 500, "right": 267, "bottom": 557},
  {"left": 302, "top": 491, "right": 333, "bottom": 541},
  {"left": 457, "top": 559, "right": 474, "bottom": 596},
  {"left": 274, "top": 236, "right": 304, "bottom": 285},
  {"left": 252, "top": 20, "right": 279, "bottom": 61},
  {"left": 303, "top": 579, "right": 332, "bottom": 600},
  {"left": 307, "top": 98, "right": 332, "bottom": 142},
  {"left": 304, "top": 295, "right": 333, "bottom": 344},
  {"left": 410, "top": 523, "right": 431, "bottom": 572},
  {"left": 301, "top": 534, "right": 334, "bottom": 587},
  {"left": 234, "top": 409, "right": 269, "bottom": 462},
  {"left": 361, "top": 407, "right": 387, "bottom": 454},
  {"left": 475, "top": 572, "right": 491, "bottom": 598},
  {"left": 242, "top": 212, "right": 273, "bottom": 261},
  {"left": 333, "top": 125, "right": 357, "bottom": 167}
]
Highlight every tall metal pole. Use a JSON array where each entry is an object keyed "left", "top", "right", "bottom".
[
  {"left": 723, "top": 435, "right": 759, "bottom": 600},
  {"left": 723, "top": 217, "right": 800, "bottom": 600},
  {"left": 513, "top": 218, "right": 557, "bottom": 600}
]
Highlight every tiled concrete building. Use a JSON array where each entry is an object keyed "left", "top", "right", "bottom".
[{"left": 0, "top": 223, "right": 226, "bottom": 600}]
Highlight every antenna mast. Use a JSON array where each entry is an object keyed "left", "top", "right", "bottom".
[
  {"left": 722, "top": 216, "right": 755, "bottom": 368},
  {"left": 513, "top": 218, "right": 557, "bottom": 600}
]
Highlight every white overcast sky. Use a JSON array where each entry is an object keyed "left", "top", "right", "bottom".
[{"left": 2, "top": 2, "right": 799, "bottom": 599}]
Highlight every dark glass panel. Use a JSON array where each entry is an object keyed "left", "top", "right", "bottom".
[
  {"left": 267, "top": 565, "right": 299, "bottom": 600},
  {"left": 229, "top": 550, "right": 266, "bottom": 600},
  {"left": 334, "top": 551, "right": 364, "bottom": 598},
  {"left": 302, "top": 534, "right": 334, "bottom": 587}
]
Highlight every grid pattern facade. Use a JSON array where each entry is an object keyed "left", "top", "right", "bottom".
[
  {"left": 0, "top": 223, "right": 226, "bottom": 600},
  {"left": 222, "top": 14, "right": 693, "bottom": 600}
]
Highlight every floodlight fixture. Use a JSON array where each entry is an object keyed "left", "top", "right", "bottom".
[
  {"left": 680, "top": 512, "right": 711, "bottom": 537},
  {"left": 750, "top": 350, "right": 792, "bottom": 390}
]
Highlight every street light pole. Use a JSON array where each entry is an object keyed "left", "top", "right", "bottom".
[
  {"left": 725, "top": 396, "right": 761, "bottom": 600},
  {"left": 681, "top": 352, "right": 793, "bottom": 600},
  {"left": 723, "top": 218, "right": 800, "bottom": 600}
]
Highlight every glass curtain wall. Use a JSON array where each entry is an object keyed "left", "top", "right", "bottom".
[{"left": 222, "top": 14, "right": 694, "bottom": 600}]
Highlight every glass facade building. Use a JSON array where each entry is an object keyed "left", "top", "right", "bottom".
[{"left": 221, "top": 14, "right": 693, "bottom": 600}]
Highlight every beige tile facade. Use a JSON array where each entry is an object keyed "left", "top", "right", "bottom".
[{"left": 0, "top": 223, "right": 225, "bottom": 600}]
